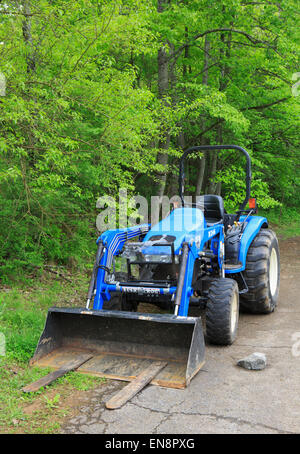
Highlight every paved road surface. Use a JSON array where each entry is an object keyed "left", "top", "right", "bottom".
[{"left": 62, "top": 237, "right": 300, "bottom": 434}]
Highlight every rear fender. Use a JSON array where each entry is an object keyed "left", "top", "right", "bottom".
[{"left": 225, "top": 215, "right": 268, "bottom": 274}]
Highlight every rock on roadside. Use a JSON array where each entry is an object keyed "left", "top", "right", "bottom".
[{"left": 237, "top": 352, "right": 267, "bottom": 370}]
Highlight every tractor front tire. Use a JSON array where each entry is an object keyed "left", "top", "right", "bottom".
[
  {"left": 240, "top": 228, "right": 280, "bottom": 314},
  {"left": 102, "top": 295, "right": 122, "bottom": 310},
  {"left": 206, "top": 278, "right": 239, "bottom": 345},
  {"left": 102, "top": 272, "right": 137, "bottom": 311}
]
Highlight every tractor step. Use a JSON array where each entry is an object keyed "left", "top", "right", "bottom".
[{"left": 224, "top": 262, "right": 242, "bottom": 271}]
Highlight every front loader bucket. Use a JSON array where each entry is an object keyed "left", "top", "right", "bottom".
[{"left": 31, "top": 307, "right": 205, "bottom": 389}]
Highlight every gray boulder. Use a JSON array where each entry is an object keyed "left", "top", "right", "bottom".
[{"left": 237, "top": 352, "right": 267, "bottom": 370}]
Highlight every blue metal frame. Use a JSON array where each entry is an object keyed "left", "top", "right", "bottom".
[
  {"left": 92, "top": 208, "right": 267, "bottom": 316},
  {"left": 224, "top": 215, "right": 268, "bottom": 274},
  {"left": 93, "top": 224, "right": 149, "bottom": 310}
]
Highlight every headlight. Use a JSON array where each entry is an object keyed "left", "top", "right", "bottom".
[{"left": 122, "top": 242, "right": 175, "bottom": 264}]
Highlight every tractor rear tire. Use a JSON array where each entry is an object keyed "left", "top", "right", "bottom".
[
  {"left": 206, "top": 278, "right": 239, "bottom": 345},
  {"left": 240, "top": 228, "right": 280, "bottom": 314}
]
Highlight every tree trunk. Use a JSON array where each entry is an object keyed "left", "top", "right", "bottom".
[
  {"left": 196, "top": 150, "right": 207, "bottom": 195},
  {"left": 208, "top": 151, "right": 218, "bottom": 194},
  {"left": 183, "top": 26, "right": 189, "bottom": 78},
  {"left": 22, "top": 0, "right": 36, "bottom": 168},
  {"left": 202, "top": 36, "right": 210, "bottom": 86},
  {"left": 208, "top": 123, "right": 222, "bottom": 193},
  {"left": 156, "top": 46, "right": 170, "bottom": 197},
  {"left": 208, "top": 29, "right": 231, "bottom": 194},
  {"left": 156, "top": 0, "right": 171, "bottom": 197},
  {"left": 22, "top": 1, "right": 36, "bottom": 74},
  {"left": 195, "top": 37, "right": 210, "bottom": 196},
  {"left": 166, "top": 130, "right": 184, "bottom": 197}
]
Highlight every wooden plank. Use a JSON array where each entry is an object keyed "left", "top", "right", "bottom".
[
  {"left": 22, "top": 353, "right": 93, "bottom": 392},
  {"left": 105, "top": 361, "right": 167, "bottom": 410},
  {"left": 33, "top": 348, "right": 188, "bottom": 389}
]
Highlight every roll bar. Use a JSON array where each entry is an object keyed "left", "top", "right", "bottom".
[{"left": 179, "top": 145, "right": 252, "bottom": 212}]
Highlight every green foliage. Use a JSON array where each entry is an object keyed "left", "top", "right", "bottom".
[
  {"left": 0, "top": 0, "right": 299, "bottom": 279},
  {"left": 0, "top": 290, "right": 46, "bottom": 361},
  {"left": 216, "top": 163, "right": 282, "bottom": 212},
  {"left": 260, "top": 207, "right": 300, "bottom": 239},
  {"left": 0, "top": 0, "right": 162, "bottom": 279}
]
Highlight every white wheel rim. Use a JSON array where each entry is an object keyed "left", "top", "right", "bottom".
[
  {"left": 230, "top": 292, "right": 238, "bottom": 334},
  {"left": 269, "top": 247, "right": 278, "bottom": 297}
]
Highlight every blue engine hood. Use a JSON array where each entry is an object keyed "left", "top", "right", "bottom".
[{"left": 143, "top": 207, "right": 205, "bottom": 254}]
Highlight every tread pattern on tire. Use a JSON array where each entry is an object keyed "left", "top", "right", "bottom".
[
  {"left": 240, "top": 228, "right": 279, "bottom": 314},
  {"left": 103, "top": 272, "right": 125, "bottom": 310},
  {"left": 206, "top": 278, "right": 239, "bottom": 345},
  {"left": 103, "top": 272, "right": 137, "bottom": 311}
]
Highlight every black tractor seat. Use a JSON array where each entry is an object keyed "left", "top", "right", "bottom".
[{"left": 198, "top": 194, "right": 225, "bottom": 226}]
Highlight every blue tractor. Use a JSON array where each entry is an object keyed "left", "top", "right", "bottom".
[{"left": 31, "top": 145, "right": 280, "bottom": 389}]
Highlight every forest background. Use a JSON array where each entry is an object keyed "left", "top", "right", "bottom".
[{"left": 0, "top": 0, "right": 299, "bottom": 281}]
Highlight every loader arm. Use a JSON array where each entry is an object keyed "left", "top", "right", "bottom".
[{"left": 92, "top": 224, "right": 150, "bottom": 310}]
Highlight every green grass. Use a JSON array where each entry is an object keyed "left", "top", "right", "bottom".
[
  {"left": 0, "top": 356, "right": 105, "bottom": 434},
  {"left": 0, "top": 276, "right": 105, "bottom": 434},
  {"left": 0, "top": 290, "right": 47, "bottom": 362},
  {"left": 0, "top": 359, "right": 51, "bottom": 429},
  {"left": 260, "top": 207, "right": 300, "bottom": 239}
]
